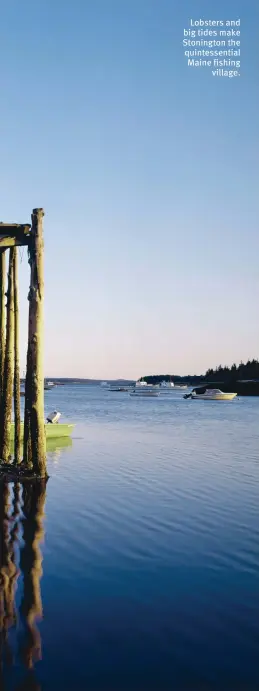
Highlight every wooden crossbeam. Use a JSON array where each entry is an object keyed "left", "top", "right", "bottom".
[
  {"left": 0, "top": 224, "right": 31, "bottom": 236},
  {"left": 0, "top": 236, "right": 30, "bottom": 248}
]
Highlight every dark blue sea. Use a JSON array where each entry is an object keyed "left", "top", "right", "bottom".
[{"left": 1, "top": 385, "right": 259, "bottom": 690}]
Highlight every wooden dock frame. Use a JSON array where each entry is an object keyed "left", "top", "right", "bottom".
[{"left": 0, "top": 209, "right": 47, "bottom": 479}]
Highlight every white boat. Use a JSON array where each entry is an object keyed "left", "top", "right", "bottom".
[
  {"left": 190, "top": 388, "right": 237, "bottom": 401},
  {"left": 130, "top": 389, "right": 159, "bottom": 397},
  {"left": 135, "top": 380, "right": 148, "bottom": 387},
  {"left": 44, "top": 380, "right": 55, "bottom": 390},
  {"left": 100, "top": 381, "right": 108, "bottom": 387},
  {"left": 159, "top": 380, "right": 174, "bottom": 389}
]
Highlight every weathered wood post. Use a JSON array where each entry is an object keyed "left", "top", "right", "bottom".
[
  {"left": 0, "top": 250, "right": 6, "bottom": 412},
  {"left": 23, "top": 209, "right": 46, "bottom": 477},
  {"left": 14, "top": 248, "right": 21, "bottom": 463},
  {"left": 0, "top": 249, "right": 15, "bottom": 462}
]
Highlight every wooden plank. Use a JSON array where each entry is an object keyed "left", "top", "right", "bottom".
[
  {"left": 0, "top": 236, "right": 30, "bottom": 248},
  {"left": 0, "top": 224, "right": 31, "bottom": 236}
]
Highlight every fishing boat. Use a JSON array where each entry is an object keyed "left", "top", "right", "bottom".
[
  {"left": 185, "top": 388, "right": 237, "bottom": 401},
  {"left": 159, "top": 379, "right": 174, "bottom": 389}
]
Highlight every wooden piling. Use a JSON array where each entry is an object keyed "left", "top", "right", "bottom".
[
  {"left": 14, "top": 248, "right": 21, "bottom": 464},
  {"left": 0, "top": 250, "right": 15, "bottom": 463},
  {"left": 0, "top": 250, "right": 6, "bottom": 413},
  {"left": 25, "top": 209, "right": 46, "bottom": 477}
]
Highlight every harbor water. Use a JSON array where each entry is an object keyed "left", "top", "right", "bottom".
[{"left": 1, "top": 385, "right": 259, "bottom": 690}]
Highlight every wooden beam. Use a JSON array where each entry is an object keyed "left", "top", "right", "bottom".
[
  {"left": 0, "top": 224, "right": 31, "bottom": 236},
  {"left": 0, "top": 237, "right": 30, "bottom": 248}
]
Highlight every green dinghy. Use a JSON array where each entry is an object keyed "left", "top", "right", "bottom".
[{"left": 10, "top": 422, "right": 74, "bottom": 440}]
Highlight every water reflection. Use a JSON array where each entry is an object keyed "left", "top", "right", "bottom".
[
  {"left": 0, "top": 483, "right": 17, "bottom": 671},
  {"left": 10, "top": 435, "right": 72, "bottom": 464},
  {"left": 0, "top": 480, "right": 47, "bottom": 690},
  {"left": 46, "top": 436, "right": 72, "bottom": 464}
]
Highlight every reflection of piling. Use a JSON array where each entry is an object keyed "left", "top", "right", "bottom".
[
  {"left": 0, "top": 482, "right": 19, "bottom": 670},
  {"left": 7, "top": 484, "right": 20, "bottom": 629},
  {"left": 19, "top": 480, "right": 46, "bottom": 670}
]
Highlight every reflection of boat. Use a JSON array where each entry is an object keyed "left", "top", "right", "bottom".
[
  {"left": 10, "top": 435, "right": 73, "bottom": 456},
  {"left": 185, "top": 388, "right": 237, "bottom": 401},
  {"left": 46, "top": 436, "right": 72, "bottom": 453}
]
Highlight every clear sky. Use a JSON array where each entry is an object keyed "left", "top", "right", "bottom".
[{"left": 0, "top": 0, "right": 258, "bottom": 379}]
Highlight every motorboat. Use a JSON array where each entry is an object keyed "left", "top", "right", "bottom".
[
  {"left": 130, "top": 389, "right": 159, "bottom": 397},
  {"left": 109, "top": 385, "right": 132, "bottom": 392},
  {"left": 185, "top": 388, "right": 237, "bottom": 401},
  {"left": 11, "top": 409, "right": 74, "bottom": 439}
]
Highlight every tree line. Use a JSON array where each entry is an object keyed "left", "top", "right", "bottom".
[{"left": 139, "top": 359, "right": 259, "bottom": 385}]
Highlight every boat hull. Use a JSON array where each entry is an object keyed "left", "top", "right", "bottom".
[
  {"left": 10, "top": 423, "right": 74, "bottom": 439},
  {"left": 130, "top": 392, "right": 159, "bottom": 397},
  {"left": 191, "top": 393, "right": 237, "bottom": 401}
]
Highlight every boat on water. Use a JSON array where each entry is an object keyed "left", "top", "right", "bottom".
[
  {"left": 20, "top": 381, "right": 55, "bottom": 395},
  {"left": 44, "top": 380, "right": 56, "bottom": 390},
  {"left": 159, "top": 379, "right": 174, "bottom": 389},
  {"left": 11, "top": 411, "right": 74, "bottom": 439},
  {"left": 130, "top": 389, "right": 159, "bottom": 397},
  {"left": 184, "top": 388, "right": 237, "bottom": 401},
  {"left": 109, "top": 385, "right": 132, "bottom": 392}
]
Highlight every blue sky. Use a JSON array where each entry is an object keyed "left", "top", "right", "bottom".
[{"left": 0, "top": 0, "right": 258, "bottom": 378}]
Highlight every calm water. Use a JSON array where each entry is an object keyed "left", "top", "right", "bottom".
[{"left": 1, "top": 386, "right": 259, "bottom": 690}]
